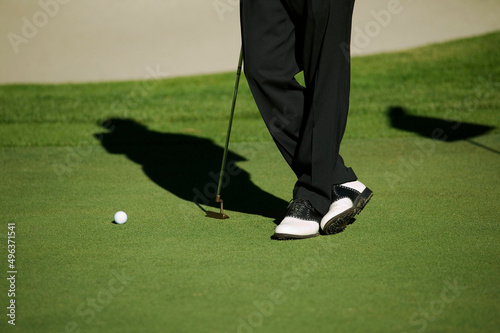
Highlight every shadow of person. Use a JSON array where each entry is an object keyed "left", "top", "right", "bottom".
[
  {"left": 94, "top": 118, "right": 288, "bottom": 219},
  {"left": 388, "top": 106, "right": 495, "bottom": 142}
]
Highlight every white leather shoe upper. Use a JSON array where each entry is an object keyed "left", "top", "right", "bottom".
[
  {"left": 320, "top": 180, "right": 366, "bottom": 229},
  {"left": 341, "top": 180, "right": 366, "bottom": 193},
  {"left": 275, "top": 216, "right": 319, "bottom": 236},
  {"left": 320, "top": 198, "right": 353, "bottom": 229}
]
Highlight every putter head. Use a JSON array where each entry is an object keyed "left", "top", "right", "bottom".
[
  {"left": 205, "top": 195, "right": 229, "bottom": 219},
  {"left": 205, "top": 210, "right": 229, "bottom": 219}
]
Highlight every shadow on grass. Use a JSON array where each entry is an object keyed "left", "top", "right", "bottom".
[
  {"left": 94, "top": 118, "right": 288, "bottom": 219},
  {"left": 388, "top": 106, "right": 495, "bottom": 142}
]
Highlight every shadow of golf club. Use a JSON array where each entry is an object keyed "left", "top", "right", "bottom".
[{"left": 94, "top": 118, "right": 288, "bottom": 219}]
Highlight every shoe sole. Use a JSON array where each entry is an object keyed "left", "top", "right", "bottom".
[
  {"left": 322, "top": 188, "right": 373, "bottom": 235},
  {"left": 271, "top": 232, "right": 320, "bottom": 241}
]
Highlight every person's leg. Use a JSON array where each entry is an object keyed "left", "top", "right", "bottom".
[
  {"left": 287, "top": 0, "right": 372, "bottom": 233},
  {"left": 240, "top": 0, "right": 305, "bottom": 168},
  {"left": 241, "top": 0, "right": 323, "bottom": 239},
  {"left": 241, "top": 0, "right": 371, "bottom": 239},
  {"left": 291, "top": 0, "right": 358, "bottom": 215}
]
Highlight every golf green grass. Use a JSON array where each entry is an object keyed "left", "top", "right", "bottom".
[{"left": 1, "top": 32, "right": 499, "bottom": 333}]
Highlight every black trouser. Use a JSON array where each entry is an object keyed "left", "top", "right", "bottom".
[{"left": 240, "top": 0, "right": 357, "bottom": 215}]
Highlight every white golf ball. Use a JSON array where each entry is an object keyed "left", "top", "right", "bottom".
[{"left": 114, "top": 211, "right": 127, "bottom": 224}]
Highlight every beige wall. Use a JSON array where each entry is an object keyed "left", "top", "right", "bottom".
[{"left": 1, "top": 0, "right": 499, "bottom": 84}]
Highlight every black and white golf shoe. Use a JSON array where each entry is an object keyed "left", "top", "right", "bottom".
[
  {"left": 271, "top": 198, "right": 321, "bottom": 240},
  {"left": 321, "top": 180, "right": 373, "bottom": 235}
]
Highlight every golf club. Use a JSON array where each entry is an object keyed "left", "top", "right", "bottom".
[{"left": 206, "top": 47, "right": 243, "bottom": 219}]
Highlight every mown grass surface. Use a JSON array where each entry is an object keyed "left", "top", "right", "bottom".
[
  {"left": 0, "top": 32, "right": 498, "bottom": 146},
  {"left": 0, "top": 33, "right": 499, "bottom": 333}
]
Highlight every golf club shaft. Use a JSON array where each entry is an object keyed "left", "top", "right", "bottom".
[{"left": 216, "top": 47, "right": 243, "bottom": 197}]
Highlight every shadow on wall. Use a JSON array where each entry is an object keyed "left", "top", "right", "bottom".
[
  {"left": 94, "top": 118, "right": 288, "bottom": 219},
  {"left": 388, "top": 106, "right": 495, "bottom": 142}
]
